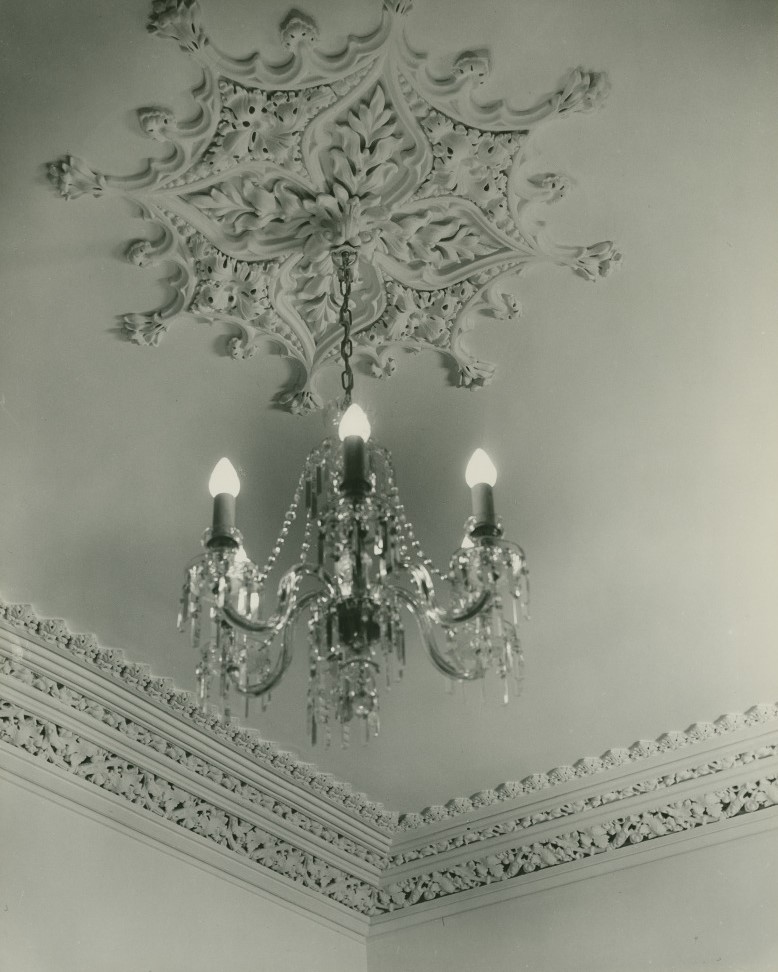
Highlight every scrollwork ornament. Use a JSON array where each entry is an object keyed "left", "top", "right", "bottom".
[
  {"left": 0, "top": 595, "right": 397, "bottom": 831},
  {"left": 0, "top": 652, "right": 385, "bottom": 865},
  {"left": 379, "top": 774, "right": 778, "bottom": 912},
  {"left": 4, "top": 595, "right": 776, "bottom": 870},
  {"left": 389, "top": 740, "right": 778, "bottom": 866},
  {"left": 0, "top": 702, "right": 377, "bottom": 913},
  {"left": 48, "top": 1, "right": 621, "bottom": 411}
]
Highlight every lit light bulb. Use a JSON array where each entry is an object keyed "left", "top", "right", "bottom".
[
  {"left": 465, "top": 449, "right": 497, "bottom": 488},
  {"left": 338, "top": 403, "right": 371, "bottom": 442},
  {"left": 209, "top": 458, "right": 241, "bottom": 497}
]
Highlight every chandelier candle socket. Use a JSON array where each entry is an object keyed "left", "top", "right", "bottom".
[
  {"left": 338, "top": 404, "right": 372, "bottom": 499},
  {"left": 208, "top": 458, "right": 241, "bottom": 547},
  {"left": 465, "top": 449, "right": 498, "bottom": 535}
]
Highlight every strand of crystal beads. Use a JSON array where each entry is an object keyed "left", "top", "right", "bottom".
[
  {"left": 253, "top": 464, "right": 309, "bottom": 586},
  {"left": 374, "top": 446, "right": 448, "bottom": 581},
  {"left": 299, "top": 503, "right": 315, "bottom": 564}
]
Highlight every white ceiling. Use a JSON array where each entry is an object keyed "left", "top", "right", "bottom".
[{"left": 1, "top": 0, "right": 776, "bottom": 811}]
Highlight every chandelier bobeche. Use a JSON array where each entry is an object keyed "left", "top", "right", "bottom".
[{"left": 180, "top": 251, "right": 528, "bottom": 744}]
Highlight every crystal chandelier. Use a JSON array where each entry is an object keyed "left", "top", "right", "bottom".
[{"left": 179, "top": 248, "right": 528, "bottom": 745}]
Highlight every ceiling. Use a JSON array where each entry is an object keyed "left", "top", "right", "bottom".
[{"left": 1, "top": 0, "right": 776, "bottom": 811}]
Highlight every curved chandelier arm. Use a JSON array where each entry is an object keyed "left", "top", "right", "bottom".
[
  {"left": 301, "top": 564, "right": 337, "bottom": 598},
  {"left": 220, "top": 564, "right": 333, "bottom": 635},
  {"left": 406, "top": 563, "right": 492, "bottom": 625},
  {"left": 229, "top": 591, "right": 319, "bottom": 697},
  {"left": 391, "top": 586, "right": 483, "bottom": 682}
]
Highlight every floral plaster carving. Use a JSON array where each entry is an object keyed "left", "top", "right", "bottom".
[
  {"left": 390, "top": 742, "right": 778, "bottom": 866},
  {"left": 2, "top": 596, "right": 778, "bottom": 919},
  {"left": 376, "top": 774, "right": 778, "bottom": 913},
  {"left": 397, "top": 705, "right": 778, "bottom": 830},
  {"left": 0, "top": 702, "right": 376, "bottom": 914},
  {"left": 3, "top": 597, "right": 777, "bottom": 838},
  {"left": 48, "top": 0, "right": 620, "bottom": 412},
  {"left": 3, "top": 693, "right": 775, "bottom": 918},
  {"left": 0, "top": 597, "right": 396, "bottom": 832},
  {"left": 0, "top": 654, "right": 382, "bottom": 866}
]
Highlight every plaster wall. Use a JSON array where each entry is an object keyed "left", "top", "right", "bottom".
[
  {"left": 368, "top": 828, "right": 778, "bottom": 972},
  {"left": 0, "top": 778, "right": 367, "bottom": 972}
]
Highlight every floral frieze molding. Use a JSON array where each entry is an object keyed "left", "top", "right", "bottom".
[{"left": 49, "top": 0, "right": 621, "bottom": 413}]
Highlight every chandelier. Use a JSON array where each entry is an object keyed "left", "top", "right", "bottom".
[{"left": 179, "top": 248, "right": 528, "bottom": 745}]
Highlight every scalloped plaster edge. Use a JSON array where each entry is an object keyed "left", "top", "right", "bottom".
[
  {"left": 3, "top": 595, "right": 776, "bottom": 832},
  {"left": 2, "top": 595, "right": 778, "bottom": 931}
]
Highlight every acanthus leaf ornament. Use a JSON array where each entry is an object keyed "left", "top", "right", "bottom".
[
  {"left": 3, "top": 600, "right": 778, "bottom": 923},
  {"left": 48, "top": 0, "right": 621, "bottom": 412}
]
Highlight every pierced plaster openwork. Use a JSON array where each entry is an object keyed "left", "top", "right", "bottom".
[
  {"left": 0, "top": 598, "right": 397, "bottom": 832},
  {"left": 0, "top": 701, "right": 378, "bottom": 914},
  {"left": 2, "top": 595, "right": 777, "bottom": 930},
  {"left": 48, "top": 0, "right": 620, "bottom": 412}
]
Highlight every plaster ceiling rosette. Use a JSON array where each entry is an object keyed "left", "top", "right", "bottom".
[{"left": 49, "top": 0, "right": 621, "bottom": 413}]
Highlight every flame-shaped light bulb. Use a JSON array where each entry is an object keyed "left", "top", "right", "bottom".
[
  {"left": 207, "top": 459, "right": 240, "bottom": 546},
  {"left": 338, "top": 404, "right": 371, "bottom": 442},
  {"left": 209, "top": 458, "right": 241, "bottom": 497},
  {"left": 465, "top": 448, "right": 497, "bottom": 487},
  {"left": 466, "top": 449, "right": 498, "bottom": 533}
]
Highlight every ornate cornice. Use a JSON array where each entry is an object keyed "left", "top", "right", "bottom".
[
  {"left": 2, "top": 597, "right": 777, "bottom": 932},
  {"left": 48, "top": 0, "right": 620, "bottom": 412},
  {"left": 0, "top": 653, "right": 383, "bottom": 869},
  {"left": 0, "top": 701, "right": 376, "bottom": 915},
  {"left": 371, "top": 771, "right": 778, "bottom": 921},
  {"left": 395, "top": 702, "right": 778, "bottom": 831},
  {"left": 389, "top": 737, "right": 778, "bottom": 867},
  {"left": 0, "top": 598, "right": 396, "bottom": 833}
]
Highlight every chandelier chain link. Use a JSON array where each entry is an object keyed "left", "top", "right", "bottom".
[{"left": 335, "top": 248, "right": 357, "bottom": 405}]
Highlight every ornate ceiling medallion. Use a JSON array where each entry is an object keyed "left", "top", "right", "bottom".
[{"left": 49, "top": 0, "right": 620, "bottom": 412}]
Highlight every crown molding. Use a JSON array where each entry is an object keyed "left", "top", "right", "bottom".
[
  {"left": 392, "top": 704, "right": 778, "bottom": 836},
  {"left": 368, "top": 806, "right": 778, "bottom": 936},
  {"left": 47, "top": 0, "right": 620, "bottom": 412},
  {"left": 386, "top": 745, "right": 778, "bottom": 879},
  {"left": 0, "top": 745, "right": 369, "bottom": 940},
  {"left": 2, "top": 597, "right": 776, "bottom": 937},
  {"left": 0, "top": 599, "right": 396, "bottom": 835}
]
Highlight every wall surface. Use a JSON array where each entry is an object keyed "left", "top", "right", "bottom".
[
  {"left": 0, "top": 779, "right": 367, "bottom": 972},
  {"left": 368, "top": 829, "right": 778, "bottom": 972}
]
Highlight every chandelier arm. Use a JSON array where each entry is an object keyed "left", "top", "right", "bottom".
[
  {"left": 220, "top": 569, "right": 303, "bottom": 635},
  {"left": 406, "top": 563, "right": 492, "bottom": 625},
  {"left": 219, "top": 563, "right": 332, "bottom": 635},
  {"left": 228, "top": 592, "right": 317, "bottom": 697},
  {"left": 390, "top": 586, "right": 482, "bottom": 681},
  {"left": 297, "top": 564, "right": 337, "bottom": 598}
]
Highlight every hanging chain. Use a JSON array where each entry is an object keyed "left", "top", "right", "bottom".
[{"left": 334, "top": 247, "right": 357, "bottom": 405}]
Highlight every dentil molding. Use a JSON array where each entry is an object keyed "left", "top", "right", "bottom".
[
  {"left": 2, "top": 596, "right": 777, "bottom": 934},
  {"left": 48, "top": 0, "right": 621, "bottom": 412}
]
